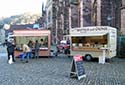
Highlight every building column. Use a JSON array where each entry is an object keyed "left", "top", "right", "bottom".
[
  {"left": 80, "top": 0, "right": 83, "bottom": 27},
  {"left": 96, "top": 0, "right": 101, "bottom": 26},
  {"left": 69, "top": 6, "right": 72, "bottom": 29},
  {"left": 121, "top": 0, "right": 125, "bottom": 35}
]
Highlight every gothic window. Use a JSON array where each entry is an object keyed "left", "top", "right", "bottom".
[{"left": 48, "top": 11, "right": 51, "bottom": 23}]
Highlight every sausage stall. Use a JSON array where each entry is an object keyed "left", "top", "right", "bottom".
[
  {"left": 69, "top": 26, "right": 117, "bottom": 61},
  {"left": 13, "top": 30, "right": 51, "bottom": 57}
]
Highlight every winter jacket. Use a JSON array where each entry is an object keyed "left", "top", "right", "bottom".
[
  {"left": 7, "top": 42, "right": 15, "bottom": 54},
  {"left": 23, "top": 44, "right": 30, "bottom": 52}
]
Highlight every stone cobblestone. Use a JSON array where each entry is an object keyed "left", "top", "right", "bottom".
[
  {"left": 0, "top": 45, "right": 125, "bottom": 85},
  {"left": 0, "top": 55, "right": 125, "bottom": 85}
]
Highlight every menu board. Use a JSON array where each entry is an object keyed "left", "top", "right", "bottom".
[{"left": 70, "top": 54, "right": 86, "bottom": 80}]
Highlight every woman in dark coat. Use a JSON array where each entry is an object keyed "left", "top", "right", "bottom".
[{"left": 6, "top": 41, "right": 16, "bottom": 62}]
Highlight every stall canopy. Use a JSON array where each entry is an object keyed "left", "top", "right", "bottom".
[
  {"left": 13, "top": 30, "right": 50, "bottom": 36},
  {"left": 70, "top": 32, "right": 108, "bottom": 37},
  {"left": 70, "top": 26, "right": 109, "bottom": 36}
]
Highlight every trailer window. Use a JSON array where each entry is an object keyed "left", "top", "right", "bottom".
[
  {"left": 71, "top": 34, "right": 108, "bottom": 48},
  {"left": 15, "top": 36, "right": 48, "bottom": 50}
]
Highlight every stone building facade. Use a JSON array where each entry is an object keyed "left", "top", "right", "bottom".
[
  {"left": 46, "top": 0, "right": 70, "bottom": 44},
  {"left": 46, "top": 0, "right": 56, "bottom": 44},
  {"left": 121, "top": 0, "right": 125, "bottom": 35},
  {"left": 45, "top": 0, "right": 123, "bottom": 44},
  {"left": 91, "top": 0, "right": 117, "bottom": 27},
  {"left": 69, "top": 0, "right": 119, "bottom": 28}
]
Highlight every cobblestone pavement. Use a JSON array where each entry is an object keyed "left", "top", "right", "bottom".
[
  {"left": 0, "top": 55, "right": 125, "bottom": 85},
  {"left": 0, "top": 46, "right": 125, "bottom": 85}
]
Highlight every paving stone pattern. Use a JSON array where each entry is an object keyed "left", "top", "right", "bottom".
[
  {"left": 0, "top": 45, "right": 125, "bottom": 85},
  {"left": 0, "top": 55, "right": 125, "bottom": 85}
]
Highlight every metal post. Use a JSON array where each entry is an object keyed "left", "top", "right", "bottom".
[{"left": 56, "top": 19, "right": 58, "bottom": 44}]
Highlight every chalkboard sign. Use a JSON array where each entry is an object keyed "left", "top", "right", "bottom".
[{"left": 70, "top": 54, "right": 86, "bottom": 80}]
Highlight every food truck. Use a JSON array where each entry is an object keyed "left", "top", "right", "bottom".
[
  {"left": 13, "top": 30, "right": 51, "bottom": 57},
  {"left": 69, "top": 26, "right": 117, "bottom": 61}
]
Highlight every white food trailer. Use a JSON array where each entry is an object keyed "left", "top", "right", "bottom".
[{"left": 69, "top": 26, "right": 117, "bottom": 61}]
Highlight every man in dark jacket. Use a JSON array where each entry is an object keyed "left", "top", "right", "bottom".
[
  {"left": 6, "top": 41, "right": 16, "bottom": 62},
  {"left": 34, "top": 40, "right": 41, "bottom": 59}
]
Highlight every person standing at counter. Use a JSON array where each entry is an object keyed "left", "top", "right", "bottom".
[
  {"left": 40, "top": 39, "right": 44, "bottom": 47},
  {"left": 34, "top": 40, "right": 41, "bottom": 59},
  {"left": 28, "top": 40, "right": 33, "bottom": 58},
  {"left": 21, "top": 44, "right": 30, "bottom": 63}
]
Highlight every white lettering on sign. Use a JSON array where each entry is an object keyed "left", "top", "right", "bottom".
[{"left": 71, "top": 27, "right": 107, "bottom": 33}]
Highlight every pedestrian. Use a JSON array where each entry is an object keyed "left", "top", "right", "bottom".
[
  {"left": 6, "top": 40, "right": 16, "bottom": 62},
  {"left": 40, "top": 39, "right": 44, "bottom": 47},
  {"left": 2, "top": 39, "right": 8, "bottom": 47},
  {"left": 21, "top": 44, "right": 30, "bottom": 63},
  {"left": 34, "top": 40, "right": 41, "bottom": 59},
  {"left": 28, "top": 40, "right": 33, "bottom": 58}
]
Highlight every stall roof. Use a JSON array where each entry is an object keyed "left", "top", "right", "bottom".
[
  {"left": 70, "top": 32, "right": 108, "bottom": 37},
  {"left": 13, "top": 30, "right": 50, "bottom": 36},
  {"left": 69, "top": 26, "right": 116, "bottom": 36}
]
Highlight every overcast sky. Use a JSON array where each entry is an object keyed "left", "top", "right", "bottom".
[{"left": 0, "top": 0, "right": 46, "bottom": 17}]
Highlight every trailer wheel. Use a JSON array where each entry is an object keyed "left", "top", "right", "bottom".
[{"left": 85, "top": 54, "right": 92, "bottom": 61}]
